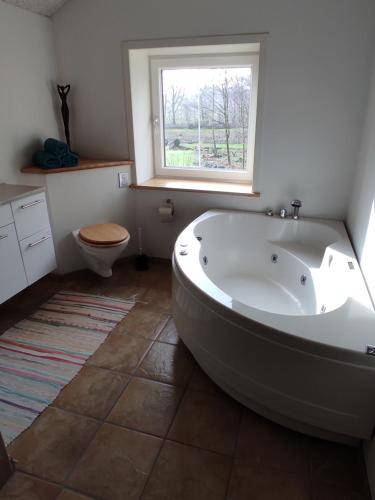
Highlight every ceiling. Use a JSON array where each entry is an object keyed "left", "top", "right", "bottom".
[{"left": 2, "top": 0, "right": 69, "bottom": 16}]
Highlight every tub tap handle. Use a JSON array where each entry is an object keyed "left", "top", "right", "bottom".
[
  {"left": 280, "top": 208, "right": 288, "bottom": 218},
  {"left": 265, "top": 208, "right": 274, "bottom": 216},
  {"left": 291, "top": 199, "right": 302, "bottom": 220}
]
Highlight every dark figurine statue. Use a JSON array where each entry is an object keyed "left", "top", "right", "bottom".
[{"left": 57, "top": 84, "right": 71, "bottom": 147}]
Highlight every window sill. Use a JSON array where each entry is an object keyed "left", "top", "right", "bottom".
[{"left": 130, "top": 177, "right": 259, "bottom": 197}]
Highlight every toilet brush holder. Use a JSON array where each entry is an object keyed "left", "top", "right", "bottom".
[
  {"left": 135, "top": 253, "right": 149, "bottom": 271},
  {"left": 135, "top": 227, "right": 149, "bottom": 271}
]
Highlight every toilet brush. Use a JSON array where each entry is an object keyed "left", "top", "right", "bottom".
[{"left": 135, "top": 227, "right": 149, "bottom": 271}]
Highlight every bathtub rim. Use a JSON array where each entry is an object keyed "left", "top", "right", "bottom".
[
  {"left": 174, "top": 209, "right": 375, "bottom": 355},
  {"left": 173, "top": 253, "right": 375, "bottom": 366},
  {"left": 173, "top": 259, "right": 375, "bottom": 443}
]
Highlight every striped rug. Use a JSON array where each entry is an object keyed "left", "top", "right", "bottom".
[{"left": 0, "top": 291, "right": 134, "bottom": 445}]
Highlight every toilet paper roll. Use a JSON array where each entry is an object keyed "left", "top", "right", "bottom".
[{"left": 158, "top": 206, "right": 173, "bottom": 222}]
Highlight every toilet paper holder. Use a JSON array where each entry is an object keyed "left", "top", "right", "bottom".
[{"left": 158, "top": 199, "right": 174, "bottom": 222}]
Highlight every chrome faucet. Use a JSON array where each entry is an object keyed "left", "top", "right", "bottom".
[
  {"left": 280, "top": 208, "right": 288, "bottom": 218},
  {"left": 291, "top": 199, "right": 302, "bottom": 220}
]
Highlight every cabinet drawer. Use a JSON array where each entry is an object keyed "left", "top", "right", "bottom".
[
  {"left": 0, "top": 223, "right": 27, "bottom": 303},
  {"left": 11, "top": 192, "right": 50, "bottom": 240},
  {"left": 20, "top": 228, "right": 56, "bottom": 285},
  {"left": 0, "top": 203, "right": 13, "bottom": 228}
]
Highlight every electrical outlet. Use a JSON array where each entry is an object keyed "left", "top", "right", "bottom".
[{"left": 118, "top": 172, "right": 129, "bottom": 188}]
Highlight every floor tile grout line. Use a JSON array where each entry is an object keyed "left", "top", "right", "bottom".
[
  {"left": 153, "top": 314, "right": 172, "bottom": 341},
  {"left": 86, "top": 316, "right": 159, "bottom": 378},
  {"left": 53, "top": 371, "right": 132, "bottom": 424},
  {"left": 7, "top": 266, "right": 369, "bottom": 498},
  {"left": 34, "top": 328, "right": 246, "bottom": 465},
  {"left": 308, "top": 444, "right": 315, "bottom": 500},
  {"left": 139, "top": 358, "right": 196, "bottom": 499},
  {"left": 61, "top": 419, "right": 105, "bottom": 488},
  {"left": 14, "top": 469, "right": 103, "bottom": 500},
  {"left": 6, "top": 291, "right": 230, "bottom": 453},
  {"left": 15, "top": 383, "right": 244, "bottom": 495},
  {"left": 56, "top": 319, "right": 158, "bottom": 489},
  {"left": 111, "top": 320, "right": 178, "bottom": 344},
  {"left": 45, "top": 311, "right": 174, "bottom": 495},
  {"left": 47, "top": 306, "right": 150, "bottom": 426},
  {"left": 92, "top": 330, "right": 158, "bottom": 420},
  {"left": 16, "top": 431, "right": 344, "bottom": 498},
  {"left": 223, "top": 406, "right": 245, "bottom": 500},
  {"left": 51, "top": 327, "right": 193, "bottom": 427},
  {"left": 39, "top": 408, "right": 103, "bottom": 488},
  {"left": 27, "top": 402, "right": 245, "bottom": 462},
  {"left": 39, "top": 290, "right": 150, "bottom": 491},
  {"left": 72, "top": 363, "right": 187, "bottom": 389},
  {"left": 99, "top": 373, "right": 133, "bottom": 422}
]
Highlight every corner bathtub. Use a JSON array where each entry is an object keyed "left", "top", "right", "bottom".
[{"left": 172, "top": 209, "right": 375, "bottom": 444}]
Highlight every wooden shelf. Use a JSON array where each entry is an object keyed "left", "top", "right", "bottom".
[
  {"left": 21, "top": 159, "right": 134, "bottom": 175},
  {"left": 130, "top": 177, "right": 259, "bottom": 196}
]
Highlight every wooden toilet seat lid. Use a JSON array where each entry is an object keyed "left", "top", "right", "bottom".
[{"left": 79, "top": 223, "right": 129, "bottom": 246}]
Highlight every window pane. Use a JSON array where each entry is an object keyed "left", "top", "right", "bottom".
[{"left": 161, "top": 67, "right": 252, "bottom": 171}]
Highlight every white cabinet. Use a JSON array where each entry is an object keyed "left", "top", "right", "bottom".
[
  {"left": 0, "top": 223, "right": 28, "bottom": 303},
  {"left": 20, "top": 228, "right": 56, "bottom": 285},
  {"left": 11, "top": 192, "right": 50, "bottom": 241},
  {"left": 0, "top": 204, "right": 13, "bottom": 228},
  {"left": 0, "top": 189, "right": 57, "bottom": 304}
]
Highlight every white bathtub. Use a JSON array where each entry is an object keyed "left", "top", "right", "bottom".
[{"left": 172, "top": 209, "right": 375, "bottom": 444}]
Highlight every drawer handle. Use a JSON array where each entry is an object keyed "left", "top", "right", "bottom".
[
  {"left": 0, "top": 234, "right": 8, "bottom": 240},
  {"left": 20, "top": 199, "right": 44, "bottom": 209},
  {"left": 28, "top": 235, "right": 51, "bottom": 248}
]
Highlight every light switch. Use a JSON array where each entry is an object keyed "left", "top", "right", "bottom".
[{"left": 118, "top": 172, "right": 129, "bottom": 188}]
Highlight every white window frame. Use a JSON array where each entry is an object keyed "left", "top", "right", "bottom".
[{"left": 150, "top": 52, "right": 259, "bottom": 182}]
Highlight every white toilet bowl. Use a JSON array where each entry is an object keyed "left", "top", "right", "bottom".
[{"left": 72, "top": 223, "right": 130, "bottom": 278}]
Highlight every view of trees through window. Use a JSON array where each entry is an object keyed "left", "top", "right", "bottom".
[{"left": 162, "top": 67, "right": 252, "bottom": 170}]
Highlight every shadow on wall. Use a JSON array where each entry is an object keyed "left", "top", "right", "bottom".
[
  {"left": 11, "top": 136, "right": 43, "bottom": 172},
  {"left": 357, "top": 200, "right": 375, "bottom": 306},
  {"left": 8, "top": 80, "right": 62, "bottom": 175},
  {"left": 11, "top": 79, "right": 63, "bottom": 173},
  {"left": 347, "top": 52, "right": 375, "bottom": 308},
  {"left": 56, "top": 232, "right": 85, "bottom": 275},
  {"left": 48, "top": 79, "right": 66, "bottom": 144}
]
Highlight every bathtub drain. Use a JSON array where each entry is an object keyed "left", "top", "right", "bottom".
[
  {"left": 271, "top": 254, "right": 278, "bottom": 263},
  {"left": 300, "top": 274, "right": 307, "bottom": 286},
  {"left": 203, "top": 256, "right": 208, "bottom": 265}
]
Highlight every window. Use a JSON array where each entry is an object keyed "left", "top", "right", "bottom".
[
  {"left": 125, "top": 37, "right": 264, "bottom": 189},
  {"left": 150, "top": 50, "right": 259, "bottom": 182}
]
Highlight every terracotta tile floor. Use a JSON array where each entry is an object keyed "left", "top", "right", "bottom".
[{"left": 0, "top": 258, "right": 371, "bottom": 500}]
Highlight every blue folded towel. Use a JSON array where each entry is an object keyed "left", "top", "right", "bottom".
[
  {"left": 44, "top": 138, "right": 69, "bottom": 157},
  {"left": 33, "top": 151, "right": 62, "bottom": 169},
  {"left": 60, "top": 151, "right": 79, "bottom": 167}
]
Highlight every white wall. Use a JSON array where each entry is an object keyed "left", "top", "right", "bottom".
[
  {"left": 0, "top": 2, "right": 136, "bottom": 275},
  {"left": 347, "top": 50, "right": 375, "bottom": 499},
  {"left": 347, "top": 53, "right": 375, "bottom": 306},
  {"left": 52, "top": 0, "right": 375, "bottom": 257},
  {"left": 41, "top": 166, "right": 136, "bottom": 274},
  {"left": 0, "top": 1, "right": 60, "bottom": 183}
]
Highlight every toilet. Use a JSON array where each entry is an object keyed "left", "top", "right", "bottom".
[{"left": 72, "top": 223, "right": 130, "bottom": 277}]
